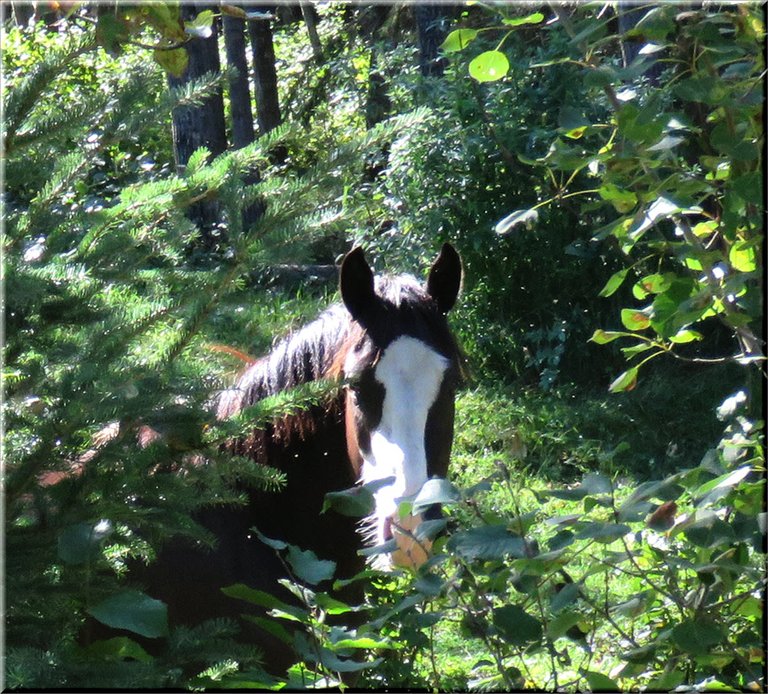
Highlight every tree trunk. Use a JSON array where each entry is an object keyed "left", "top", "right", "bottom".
[
  {"left": 168, "top": 3, "right": 228, "bottom": 247},
  {"left": 300, "top": 1, "right": 324, "bottom": 62},
  {"left": 222, "top": 6, "right": 262, "bottom": 229},
  {"left": 248, "top": 7, "right": 282, "bottom": 136},
  {"left": 414, "top": 4, "right": 457, "bottom": 77},
  {"left": 222, "top": 11, "right": 255, "bottom": 149}
]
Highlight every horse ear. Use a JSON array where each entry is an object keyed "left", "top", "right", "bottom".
[
  {"left": 340, "top": 247, "right": 378, "bottom": 324},
  {"left": 426, "top": 243, "right": 462, "bottom": 314}
]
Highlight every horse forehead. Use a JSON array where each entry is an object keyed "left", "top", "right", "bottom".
[{"left": 374, "top": 336, "right": 449, "bottom": 398}]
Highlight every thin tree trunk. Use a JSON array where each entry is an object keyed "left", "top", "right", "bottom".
[
  {"left": 414, "top": 4, "right": 457, "bottom": 77},
  {"left": 222, "top": 11, "right": 255, "bottom": 149},
  {"left": 248, "top": 6, "right": 282, "bottom": 136},
  {"left": 222, "top": 5, "right": 262, "bottom": 228},
  {"left": 168, "top": 3, "right": 228, "bottom": 248},
  {"left": 300, "top": 1, "right": 324, "bottom": 62}
]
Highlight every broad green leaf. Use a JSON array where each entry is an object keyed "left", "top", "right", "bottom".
[
  {"left": 322, "top": 484, "right": 376, "bottom": 517},
  {"left": 692, "top": 465, "right": 752, "bottom": 498},
  {"left": 598, "top": 268, "right": 629, "bottom": 297},
  {"left": 57, "top": 520, "right": 112, "bottom": 565},
  {"left": 583, "top": 670, "right": 620, "bottom": 691},
  {"left": 88, "top": 590, "right": 168, "bottom": 639},
  {"left": 79, "top": 636, "right": 153, "bottom": 663},
  {"left": 550, "top": 582, "right": 580, "bottom": 613},
  {"left": 671, "top": 620, "right": 724, "bottom": 655},
  {"left": 502, "top": 12, "right": 544, "bottom": 27},
  {"left": 286, "top": 546, "right": 336, "bottom": 585},
  {"left": 590, "top": 329, "right": 626, "bottom": 344},
  {"left": 598, "top": 184, "right": 637, "bottom": 213},
  {"left": 620, "top": 308, "right": 651, "bottom": 330},
  {"left": 575, "top": 522, "right": 631, "bottom": 543},
  {"left": 314, "top": 593, "right": 355, "bottom": 615},
  {"left": 440, "top": 28, "right": 478, "bottom": 53},
  {"left": 633, "top": 273, "right": 672, "bottom": 299},
  {"left": 729, "top": 240, "right": 758, "bottom": 272},
  {"left": 447, "top": 525, "right": 526, "bottom": 560},
  {"left": 493, "top": 604, "right": 543, "bottom": 645},
  {"left": 669, "top": 329, "right": 703, "bottom": 344},
  {"left": 469, "top": 50, "right": 510, "bottom": 83},
  {"left": 252, "top": 529, "right": 287, "bottom": 551},
  {"left": 609, "top": 367, "right": 638, "bottom": 393},
  {"left": 185, "top": 9, "right": 214, "bottom": 39},
  {"left": 546, "top": 609, "right": 583, "bottom": 640},
  {"left": 412, "top": 478, "right": 460, "bottom": 513}
]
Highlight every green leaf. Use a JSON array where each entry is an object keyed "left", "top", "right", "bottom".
[
  {"left": 286, "top": 546, "right": 336, "bottom": 585},
  {"left": 252, "top": 529, "right": 288, "bottom": 551},
  {"left": 692, "top": 465, "right": 752, "bottom": 498},
  {"left": 620, "top": 308, "right": 651, "bottom": 330},
  {"left": 315, "top": 593, "right": 355, "bottom": 616},
  {"left": 590, "top": 329, "right": 626, "bottom": 344},
  {"left": 729, "top": 240, "right": 758, "bottom": 272},
  {"left": 322, "top": 484, "right": 375, "bottom": 517},
  {"left": 79, "top": 636, "right": 153, "bottom": 663},
  {"left": 599, "top": 268, "right": 629, "bottom": 297},
  {"left": 493, "top": 605, "right": 543, "bottom": 646},
  {"left": 598, "top": 184, "right": 637, "bottom": 213},
  {"left": 440, "top": 28, "right": 478, "bottom": 53},
  {"left": 609, "top": 367, "right": 638, "bottom": 393},
  {"left": 412, "top": 478, "right": 460, "bottom": 513},
  {"left": 671, "top": 620, "right": 724, "bottom": 655},
  {"left": 154, "top": 48, "right": 189, "bottom": 78},
  {"left": 575, "top": 522, "right": 631, "bottom": 543},
  {"left": 57, "top": 520, "right": 112, "bottom": 565},
  {"left": 550, "top": 582, "right": 580, "bottom": 613},
  {"left": 583, "top": 670, "right": 621, "bottom": 691},
  {"left": 502, "top": 12, "right": 545, "bottom": 27},
  {"left": 633, "top": 273, "right": 673, "bottom": 299},
  {"left": 469, "top": 50, "right": 510, "bottom": 83},
  {"left": 185, "top": 9, "right": 214, "bottom": 39},
  {"left": 88, "top": 590, "right": 168, "bottom": 639},
  {"left": 447, "top": 525, "right": 527, "bottom": 560},
  {"left": 669, "top": 329, "right": 703, "bottom": 344}
]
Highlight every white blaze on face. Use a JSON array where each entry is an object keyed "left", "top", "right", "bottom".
[{"left": 359, "top": 336, "right": 449, "bottom": 561}]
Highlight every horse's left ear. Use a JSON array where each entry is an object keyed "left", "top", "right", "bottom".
[
  {"left": 426, "top": 243, "right": 462, "bottom": 314},
  {"left": 340, "top": 247, "right": 379, "bottom": 325}
]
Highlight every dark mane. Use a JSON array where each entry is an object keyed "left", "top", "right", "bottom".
[{"left": 216, "top": 271, "right": 464, "bottom": 457}]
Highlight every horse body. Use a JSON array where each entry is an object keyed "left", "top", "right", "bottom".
[{"left": 137, "top": 244, "right": 463, "bottom": 672}]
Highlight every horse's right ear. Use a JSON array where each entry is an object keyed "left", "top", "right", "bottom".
[{"left": 340, "top": 247, "right": 378, "bottom": 325}]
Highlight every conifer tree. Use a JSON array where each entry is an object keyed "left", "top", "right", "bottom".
[{"left": 3, "top": 21, "right": 428, "bottom": 688}]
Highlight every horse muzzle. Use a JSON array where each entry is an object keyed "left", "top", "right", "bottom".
[{"left": 389, "top": 513, "right": 432, "bottom": 569}]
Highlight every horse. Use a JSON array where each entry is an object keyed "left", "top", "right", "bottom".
[{"left": 134, "top": 243, "right": 464, "bottom": 673}]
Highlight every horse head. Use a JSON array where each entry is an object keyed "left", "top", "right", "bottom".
[{"left": 338, "top": 244, "right": 463, "bottom": 569}]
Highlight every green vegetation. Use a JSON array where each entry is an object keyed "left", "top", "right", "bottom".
[{"left": 3, "top": 2, "right": 763, "bottom": 691}]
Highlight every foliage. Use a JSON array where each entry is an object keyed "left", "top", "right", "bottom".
[
  {"left": 3, "top": 3, "right": 764, "bottom": 691},
  {"left": 443, "top": 3, "right": 764, "bottom": 391},
  {"left": 2, "top": 20, "right": 431, "bottom": 688},
  {"left": 184, "top": 390, "right": 764, "bottom": 691}
]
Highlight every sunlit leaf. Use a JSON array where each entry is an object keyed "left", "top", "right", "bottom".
[
  {"left": 609, "top": 367, "right": 638, "bottom": 393},
  {"left": 441, "top": 28, "right": 478, "bottom": 53},
  {"left": 469, "top": 50, "right": 510, "bottom": 83},
  {"left": 502, "top": 12, "right": 545, "bottom": 27},
  {"left": 495, "top": 208, "right": 538, "bottom": 235},
  {"left": 598, "top": 268, "right": 629, "bottom": 297},
  {"left": 620, "top": 308, "right": 651, "bottom": 330}
]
